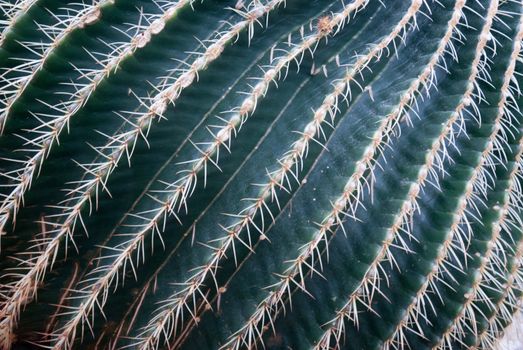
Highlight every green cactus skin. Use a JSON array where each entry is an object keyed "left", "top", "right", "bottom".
[{"left": 0, "top": 0, "right": 521, "bottom": 349}]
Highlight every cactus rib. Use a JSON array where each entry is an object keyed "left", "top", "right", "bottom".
[
  {"left": 126, "top": 4, "right": 383, "bottom": 349},
  {"left": 40, "top": 2, "right": 294, "bottom": 348},
  {"left": 0, "top": 0, "right": 114, "bottom": 133},
  {"left": 313, "top": 2, "right": 472, "bottom": 348},
  {"left": 0, "top": 0, "right": 196, "bottom": 238},
  {"left": 438, "top": 143, "right": 522, "bottom": 350},
  {"left": 0, "top": 0, "right": 112, "bottom": 239},
  {"left": 219, "top": 2, "right": 430, "bottom": 349},
  {"left": 0, "top": 0, "right": 38, "bottom": 47},
  {"left": 379, "top": 3, "right": 512, "bottom": 348},
  {"left": 434, "top": 15, "right": 523, "bottom": 349},
  {"left": 0, "top": 12, "right": 239, "bottom": 349},
  {"left": 475, "top": 214, "right": 523, "bottom": 349}
]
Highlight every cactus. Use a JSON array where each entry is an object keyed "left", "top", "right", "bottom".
[{"left": 0, "top": 0, "right": 522, "bottom": 348}]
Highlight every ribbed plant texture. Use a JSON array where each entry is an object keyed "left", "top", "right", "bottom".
[{"left": 0, "top": 0, "right": 522, "bottom": 349}]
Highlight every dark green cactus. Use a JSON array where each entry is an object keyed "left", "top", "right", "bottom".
[{"left": 0, "top": 0, "right": 522, "bottom": 349}]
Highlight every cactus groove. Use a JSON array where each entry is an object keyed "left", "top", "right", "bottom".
[{"left": 0, "top": 0, "right": 522, "bottom": 349}]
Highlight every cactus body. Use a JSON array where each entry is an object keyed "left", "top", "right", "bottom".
[{"left": 0, "top": 0, "right": 522, "bottom": 349}]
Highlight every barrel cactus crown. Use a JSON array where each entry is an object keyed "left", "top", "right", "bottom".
[{"left": 0, "top": 0, "right": 521, "bottom": 349}]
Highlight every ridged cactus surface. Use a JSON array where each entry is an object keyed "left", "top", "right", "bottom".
[{"left": 0, "top": 0, "right": 522, "bottom": 349}]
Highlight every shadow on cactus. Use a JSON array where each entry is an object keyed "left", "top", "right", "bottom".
[{"left": 0, "top": 0, "right": 521, "bottom": 349}]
